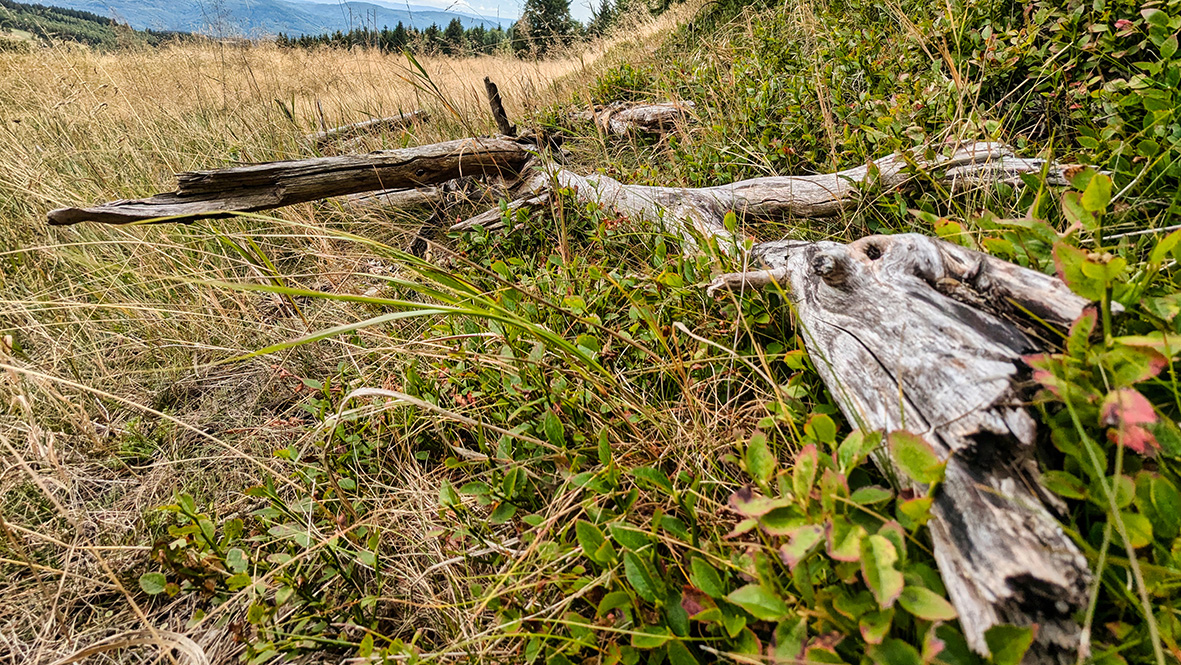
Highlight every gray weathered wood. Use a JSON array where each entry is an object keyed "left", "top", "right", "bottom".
[
  {"left": 711, "top": 235, "right": 1091, "bottom": 663},
  {"left": 451, "top": 142, "right": 1078, "bottom": 252},
  {"left": 47, "top": 138, "right": 533, "bottom": 226},
  {"left": 304, "top": 110, "right": 428, "bottom": 148},
  {"left": 572, "top": 101, "right": 695, "bottom": 135}
]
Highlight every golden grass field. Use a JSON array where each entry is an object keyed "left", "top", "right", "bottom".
[{"left": 0, "top": 7, "right": 699, "bottom": 662}]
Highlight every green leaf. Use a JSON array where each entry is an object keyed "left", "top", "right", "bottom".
[
  {"left": 774, "top": 618, "right": 808, "bottom": 662},
  {"left": 631, "top": 625, "right": 672, "bottom": 649},
  {"left": 226, "top": 572, "right": 252, "bottom": 591},
  {"left": 806, "top": 414, "right": 838, "bottom": 444},
  {"left": 490, "top": 501, "right": 517, "bottom": 523},
  {"left": 984, "top": 625, "right": 1034, "bottom": 665},
  {"left": 745, "top": 431, "right": 776, "bottom": 485},
  {"left": 1040, "top": 470, "right": 1087, "bottom": 500},
  {"left": 1081, "top": 173, "right": 1113, "bottom": 213},
  {"left": 610, "top": 523, "right": 651, "bottom": 551},
  {"left": 624, "top": 552, "right": 662, "bottom": 604},
  {"left": 861, "top": 535, "right": 904, "bottom": 609},
  {"left": 1162, "top": 34, "right": 1178, "bottom": 59},
  {"left": 860, "top": 608, "right": 893, "bottom": 645},
  {"left": 226, "top": 548, "right": 248, "bottom": 573},
  {"left": 898, "top": 586, "right": 957, "bottom": 621},
  {"left": 630, "top": 466, "right": 674, "bottom": 494},
  {"left": 1053, "top": 243, "right": 1105, "bottom": 301},
  {"left": 139, "top": 572, "right": 167, "bottom": 595},
  {"left": 826, "top": 519, "right": 866, "bottom": 562},
  {"left": 725, "top": 584, "right": 789, "bottom": 621},
  {"left": 689, "top": 558, "right": 726, "bottom": 599},
  {"left": 439, "top": 480, "right": 460, "bottom": 509},
  {"left": 597, "top": 590, "right": 633, "bottom": 617},
  {"left": 850, "top": 486, "right": 893, "bottom": 505},
  {"left": 542, "top": 411, "right": 565, "bottom": 447},
  {"left": 576, "top": 520, "right": 607, "bottom": 559},
  {"left": 793, "top": 444, "right": 819, "bottom": 502},
  {"left": 868, "top": 639, "right": 921, "bottom": 665},
  {"left": 666, "top": 640, "right": 700, "bottom": 665},
  {"left": 888, "top": 431, "right": 945, "bottom": 485},
  {"left": 1121, "top": 511, "right": 1153, "bottom": 548}
]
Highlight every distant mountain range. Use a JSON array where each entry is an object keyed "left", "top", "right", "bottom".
[{"left": 38, "top": 0, "right": 509, "bottom": 36}]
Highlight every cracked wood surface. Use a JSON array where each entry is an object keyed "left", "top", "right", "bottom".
[
  {"left": 714, "top": 235, "right": 1092, "bottom": 662},
  {"left": 47, "top": 138, "right": 532, "bottom": 226}
]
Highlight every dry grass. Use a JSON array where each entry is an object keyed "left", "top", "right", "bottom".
[{"left": 0, "top": 6, "right": 701, "bottom": 663}]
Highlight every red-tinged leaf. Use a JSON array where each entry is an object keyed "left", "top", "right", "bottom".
[
  {"left": 778, "top": 524, "right": 824, "bottom": 569},
  {"left": 860, "top": 609, "right": 893, "bottom": 645},
  {"left": 827, "top": 518, "right": 867, "bottom": 562},
  {"left": 1104, "top": 344, "right": 1169, "bottom": 387},
  {"left": 1053, "top": 242, "right": 1105, "bottom": 301},
  {"left": 1114, "top": 333, "right": 1181, "bottom": 357},
  {"left": 681, "top": 585, "right": 714, "bottom": 617},
  {"left": 1107, "top": 425, "right": 1158, "bottom": 455},
  {"left": 729, "top": 485, "right": 791, "bottom": 517},
  {"left": 1106, "top": 389, "right": 1158, "bottom": 424},
  {"left": 725, "top": 518, "right": 759, "bottom": 539},
  {"left": 861, "top": 535, "right": 904, "bottom": 609},
  {"left": 921, "top": 626, "right": 945, "bottom": 664}
]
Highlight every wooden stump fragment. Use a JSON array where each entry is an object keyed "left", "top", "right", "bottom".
[
  {"left": 571, "top": 101, "right": 696, "bottom": 135},
  {"left": 713, "top": 235, "right": 1093, "bottom": 662}
]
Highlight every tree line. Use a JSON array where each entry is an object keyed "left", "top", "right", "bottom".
[{"left": 274, "top": 0, "right": 666, "bottom": 58}]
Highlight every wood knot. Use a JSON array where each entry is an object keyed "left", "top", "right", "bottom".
[{"left": 811, "top": 250, "right": 850, "bottom": 289}]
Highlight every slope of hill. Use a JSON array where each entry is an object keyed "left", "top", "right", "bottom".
[
  {"left": 0, "top": 0, "right": 182, "bottom": 46},
  {"left": 41, "top": 0, "right": 504, "bottom": 36}
]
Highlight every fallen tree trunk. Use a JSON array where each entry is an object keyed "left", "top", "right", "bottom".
[
  {"left": 571, "top": 101, "right": 695, "bottom": 135},
  {"left": 47, "top": 137, "right": 533, "bottom": 226},
  {"left": 304, "top": 110, "right": 428, "bottom": 148},
  {"left": 453, "top": 141, "right": 1075, "bottom": 250}
]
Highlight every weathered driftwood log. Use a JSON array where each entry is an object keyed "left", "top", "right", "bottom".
[
  {"left": 304, "top": 110, "right": 428, "bottom": 149},
  {"left": 712, "top": 236, "right": 1090, "bottom": 662},
  {"left": 452, "top": 142, "right": 1075, "bottom": 250},
  {"left": 571, "top": 101, "right": 696, "bottom": 135},
  {"left": 47, "top": 138, "right": 533, "bottom": 226}
]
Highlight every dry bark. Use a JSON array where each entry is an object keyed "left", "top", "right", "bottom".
[
  {"left": 712, "top": 236, "right": 1091, "bottom": 662},
  {"left": 571, "top": 101, "right": 696, "bottom": 135},
  {"left": 484, "top": 77, "right": 517, "bottom": 137},
  {"left": 47, "top": 137, "right": 533, "bottom": 226},
  {"left": 304, "top": 110, "right": 428, "bottom": 148},
  {"left": 452, "top": 142, "right": 1076, "bottom": 250}
]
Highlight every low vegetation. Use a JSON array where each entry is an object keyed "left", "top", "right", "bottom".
[{"left": 2, "top": 0, "right": 1181, "bottom": 664}]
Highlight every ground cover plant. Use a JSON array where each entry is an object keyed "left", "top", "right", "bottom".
[{"left": 2, "top": 0, "right": 1181, "bottom": 663}]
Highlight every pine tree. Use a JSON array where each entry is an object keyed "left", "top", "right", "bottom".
[
  {"left": 442, "top": 17, "right": 466, "bottom": 54},
  {"left": 512, "top": 0, "right": 573, "bottom": 56}
]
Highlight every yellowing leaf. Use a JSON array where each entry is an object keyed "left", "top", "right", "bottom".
[
  {"left": 861, "top": 535, "right": 904, "bottom": 609},
  {"left": 898, "top": 586, "right": 957, "bottom": 621},
  {"left": 888, "top": 431, "right": 945, "bottom": 485}
]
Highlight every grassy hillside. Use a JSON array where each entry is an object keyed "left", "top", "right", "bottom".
[
  {"left": 2, "top": 0, "right": 1181, "bottom": 664},
  {"left": 0, "top": 0, "right": 183, "bottom": 47}
]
